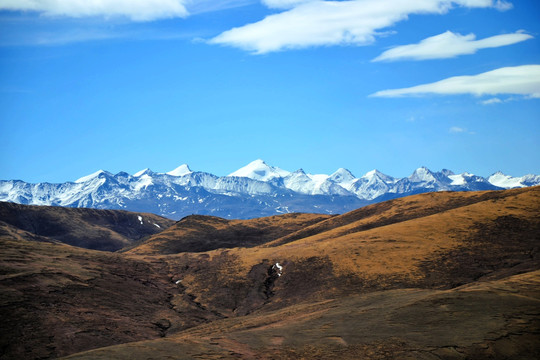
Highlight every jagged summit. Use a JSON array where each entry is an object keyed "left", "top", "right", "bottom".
[
  {"left": 134, "top": 168, "right": 153, "bottom": 177},
  {"left": 410, "top": 166, "right": 437, "bottom": 183},
  {"left": 329, "top": 168, "right": 356, "bottom": 184},
  {"left": 166, "top": 164, "right": 192, "bottom": 177},
  {"left": 440, "top": 169, "right": 455, "bottom": 177},
  {"left": 75, "top": 170, "right": 111, "bottom": 183},
  {"left": 292, "top": 168, "right": 307, "bottom": 175}
]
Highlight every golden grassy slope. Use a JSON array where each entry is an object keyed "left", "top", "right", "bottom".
[
  {"left": 153, "top": 187, "right": 539, "bottom": 316},
  {"left": 2, "top": 187, "right": 539, "bottom": 359},
  {"left": 124, "top": 212, "right": 333, "bottom": 254}
]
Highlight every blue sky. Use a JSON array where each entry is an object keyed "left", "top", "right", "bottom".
[{"left": 0, "top": 0, "right": 539, "bottom": 183}]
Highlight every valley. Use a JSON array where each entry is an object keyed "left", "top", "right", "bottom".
[{"left": 0, "top": 187, "right": 539, "bottom": 359}]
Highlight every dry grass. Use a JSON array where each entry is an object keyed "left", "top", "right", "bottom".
[
  {"left": 2, "top": 187, "right": 539, "bottom": 359},
  {"left": 125, "top": 212, "right": 332, "bottom": 254},
  {"left": 62, "top": 270, "right": 540, "bottom": 360}
]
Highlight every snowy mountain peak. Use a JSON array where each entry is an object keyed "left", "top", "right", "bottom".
[
  {"left": 133, "top": 168, "right": 153, "bottom": 177},
  {"left": 329, "top": 168, "right": 356, "bottom": 183},
  {"left": 75, "top": 170, "right": 111, "bottom": 183},
  {"left": 410, "top": 167, "right": 436, "bottom": 182},
  {"left": 228, "top": 159, "right": 290, "bottom": 181},
  {"left": 362, "top": 169, "right": 394, "bottom": 183},
  {"left": 363, "top": 169, "right": 381, "bottom": 178},
  {"left": 166, "top": 164, "right": 192, "bottom": 177}
]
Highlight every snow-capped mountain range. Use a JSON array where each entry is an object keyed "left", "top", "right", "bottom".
[{"left": 1, "top": 160, "right": 538, "bottom": 220}]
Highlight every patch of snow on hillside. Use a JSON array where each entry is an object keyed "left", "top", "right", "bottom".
[{"left": 273, "top": 262, "right": 283, "bottom": 276}]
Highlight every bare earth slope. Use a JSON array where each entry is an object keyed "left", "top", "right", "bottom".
[
  {"left": 0, "top": 202, "right": 175, "bottom": 251},
  {"left": 0, "top": 187, "right": 539, "bottom": 359}
]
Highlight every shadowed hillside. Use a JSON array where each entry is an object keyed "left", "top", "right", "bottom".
[
  {"left": 62, "top": 270, "right": 540, "bottom": 360},
  {"left": 0, "top": 202, "right": 175, "bottom": 251},
  {"left": 1, "top": 187, "right": 539, "bottom": 359}
]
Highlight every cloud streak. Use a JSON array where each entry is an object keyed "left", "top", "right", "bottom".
[
  {"left": 261, "top": 0, "right": 316, "bottom": 9},
  {"left": 373, "top": 30, "right": 532, "bottom": 62},
  {"left": 210, "top": 0, "right": 514, "bottom": 54},
  {"left": 371, "top": 65, "right": 540, "bottom": 99},
  {"left": 449, "top": 126, "right": 465, "bottom": 133},
  {"left": 0, "top": 0, "right": 189, "bottom": 21}
]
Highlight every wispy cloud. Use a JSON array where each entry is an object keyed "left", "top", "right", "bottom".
[
  {"left": 481, "top": 97, "right": 503, "bottom": 105},
  {"left": 371, "top": 65, "right": 540, "bottom": 99},
  {"left": 187, "top": 0, "right": 257, "bottom": 15},
  {"left": 0, "top": 0, "right": 189, "bottom": 21},
  {"left": 480, "top": 96, "right": 520, "bottom": 105},
  {"left": 0, "top": 25, "right": 208, "bottom": 46},
  {"left": 449, "top": 126, "right": 465, "bottom": 133},
  {"left": 209, "top": 0, "right": 514, "bottom": 54},
  {"left": 449, "top": 126, "right": 475, "bottom": 134},
  {"left": 373, "top": 30, "right": 532, "bottom": 62}
]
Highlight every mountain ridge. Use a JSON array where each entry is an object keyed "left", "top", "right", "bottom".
[{"left": 1, "top": 160, "right": 538, "bottom": 220}]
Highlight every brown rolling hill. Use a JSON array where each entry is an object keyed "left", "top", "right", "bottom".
[
  {"left": 61, "top": 270, "right": 540, "bottom": 360},
  {"left": 0, "top": 202, "right": 175, "bottom": 251},
  {"left": 123, "top": 212, "right": 333, "bottom": 254},
  {"left": 1, "top": 187, "right": 539, "bottom": 359}
]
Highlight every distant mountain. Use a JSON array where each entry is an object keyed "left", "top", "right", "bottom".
[{"left": 1, "top": 160, "right": 538, "bottom": 219}]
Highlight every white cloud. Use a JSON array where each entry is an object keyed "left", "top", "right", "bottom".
[
  {"left": 371, "top": 65, "right": 540, "bottom": 99},
  {"left": 449, "top": 126, "right": 465, "bottom": 133},
  {"left": 481, "top": 97, "right": 503, "bottom": 105},
  {"left": 493, "top": 0, "right": 513, "bottom": 10},
  {"left": 450, "top": 126, "right": 475, "bottom": 134},
  {"left": 373, "top": 30, "right": 532, "bottom": 62},
  {"left": 0, "top": 0, "right": 189, "bottom": 21},
  {"left": 210, "top": 0, "right": 513, "bottom": 54}
]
